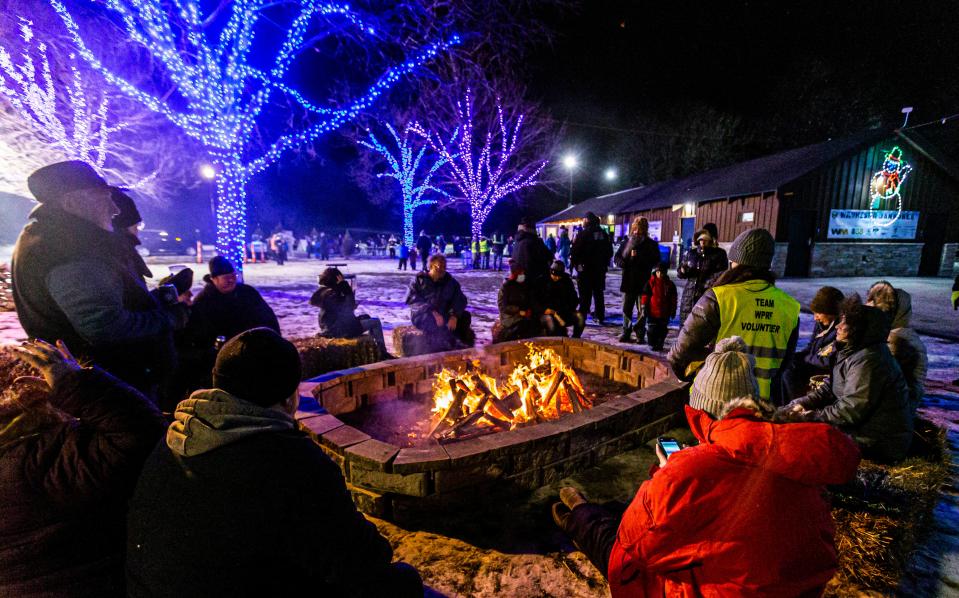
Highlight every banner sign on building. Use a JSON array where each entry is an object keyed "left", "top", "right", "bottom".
[
  {"left": 827, "top": 209, "right": 919, "bottom": 240},
  {"left": 648, "top": 220, "right": 663, "bottom": 242}
]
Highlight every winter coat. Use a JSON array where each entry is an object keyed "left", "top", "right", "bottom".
[
  {"left": 512, "top": 230, "right": 553, "bottom": 282},
  {"left": 543, "top": 272, "right": 579, "bottom": 322},
  {"left": 677, "top": 246, "right": 728, "bottom": 323},
  {"left": 615, "top": 235, "right": 662, "bottom": 294},
  {"left": 310, "top": 280, "right": 363, "bottom": 338},
  {"left": 796, "top": 319, "right": 839, "bottom": 372},
  {"left": 557, "top": 233, "right": 571, "bottom": 259},
  {"left": 609, "top": 403, "right": 860, "bottom": 598},
  {"left": 117, "top": 231, "right": 153, "bottom": 282},
  {"left": 405, "top": 272, "right": 467, "bottom": 326},
  {"left": 570, "top": 224, "right": 613, "bottom": 275},
  {"left": 126, "top": 389, "right": 404, "bottom": 597},
  {"left": 545, "top": 236, "right": 557, "bottom": 253},
  {"left": 794, "top": 306, "right": 913, "bottom": 463},
  {"left": 497, "top": 278, "right": 538, "bottom": 332},
  {"left": 399, "top": 244, "right": 410, "bottom": 259},
  {"left": 415, "top": 234, "right": 433, "bottom": 257},
  {"left": 0, "top": 368, "right": 166, "bottom": 597},
  {"left": 189, "top": 282, "right": 280, "bottom": 349},
  {"left": 639, "top": 274, "right": 677, "bottom": 320},
  {"left": 887, "top": 289, "right": 928, "bottom": 410},
  {"left": 11, "top": 204, "right": 178, "bottom": 393}
]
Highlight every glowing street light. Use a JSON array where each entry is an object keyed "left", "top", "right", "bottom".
[
  {"left": 562, "top": 153, "right": 578, "bottom": 207},
  {"left": 604, "top": 167, "right": 617, "bottom": 182},
  {"left": 199, "top": 163, "right": 216, "bottom": 180}
]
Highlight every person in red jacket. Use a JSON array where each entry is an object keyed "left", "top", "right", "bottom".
[
  {"left": 639, "top": 263, "right": 677, "bottom": 351},
  {"left": 552, "top": 336, "right": 861, "bottom": 597}
]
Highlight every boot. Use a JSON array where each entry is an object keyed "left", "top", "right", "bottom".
[{"left": 618, "top": 327, "right": 631, "bottom": 343}]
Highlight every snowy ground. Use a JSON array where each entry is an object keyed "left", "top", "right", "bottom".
[{"left": 2, "top": 256, "right": 958, "bottom": 595}]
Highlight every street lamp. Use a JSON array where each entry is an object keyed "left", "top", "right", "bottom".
[
  {"left": 562, "top": 154, "right": 578, "bottom": 207},
  {"left": 199, "top": 163, "right": 216, "bottom": 180},
  {"left": 604, "top": 167, "right": 617, "bottom": 182}
]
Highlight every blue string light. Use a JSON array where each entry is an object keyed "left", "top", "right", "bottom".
[
  {"left": 411, "top": 88, "right": 547, "bottom": 238},
  {"left": 359, "top": 122, "right": 449, "bottom": 246},
  {"left": 48, "top": 0, "right": 459, "bottom": 269}
]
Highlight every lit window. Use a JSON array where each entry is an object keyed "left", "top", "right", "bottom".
[{"left": 741, "top": 212, "right": 754, "bottom": 223}]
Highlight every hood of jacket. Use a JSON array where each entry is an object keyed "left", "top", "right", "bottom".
[
  {"left": 166, "top": 388, "right": 296, "bottom": 457},
  {"left": 891, "top": 288, "right": 913, "bottom": 329},
  {"left": 846, "top": 303, "right": 891, "bottom": 351},
  {"left": 685, "top": 404, "right": 860, "bottom": 486}
]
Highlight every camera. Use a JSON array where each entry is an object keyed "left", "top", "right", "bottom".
[{"left": 156, "top": 283, "right": 180, "bottom": 306}]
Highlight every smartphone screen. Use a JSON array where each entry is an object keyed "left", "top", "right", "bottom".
[{"left": 659, "top": 439, "right": 682, "bottom": 459}]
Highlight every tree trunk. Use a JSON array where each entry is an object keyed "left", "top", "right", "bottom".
[
  {"left": 403, "top": 201, "right": 415, "bottom": 247},
  {"left": 213, "top": 161, "right": 249, "bottom": 274}
]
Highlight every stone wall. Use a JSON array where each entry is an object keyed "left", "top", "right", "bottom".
[
  {"left": 294, "top": 337, "right": 688, "bottom": 518},
  {"left": 939, "top": 243, "right": 959, "bottom": 278},
  {"left": 808, "top": 243, "right": 924, "bottom": 278}
]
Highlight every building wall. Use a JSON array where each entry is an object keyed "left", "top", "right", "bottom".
[
  {"left": 621, "top": 206, "right": 682, "bottom": 244},
  {"left": 694, "top": 192, "right": 780, "bottom": 242},
  {"left": 940, "top": 243, "right": 959, "bottom": 278},
  {"left": 808, "top": 243, "right": 923, "bottom": 277}
]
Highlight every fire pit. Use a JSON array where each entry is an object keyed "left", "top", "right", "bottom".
[{"left": 296, "top": 337, "right": 688, "bottom": 518}]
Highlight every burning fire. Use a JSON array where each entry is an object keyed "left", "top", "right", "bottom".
[{"left": 429, "top": 344, "right": 592, "bottom": 442}]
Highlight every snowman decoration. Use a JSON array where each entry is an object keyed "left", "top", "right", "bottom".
[{"left": 869, "top": 146, "right": 912, "bottom": 214}]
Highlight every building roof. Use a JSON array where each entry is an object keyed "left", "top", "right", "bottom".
[{"left": 539, "top": 128, "right": 890, "bottom": 225}]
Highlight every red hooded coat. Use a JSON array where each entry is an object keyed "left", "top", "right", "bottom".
[{"left": 608, "top": 405, "right": 860, "bottom": 597}]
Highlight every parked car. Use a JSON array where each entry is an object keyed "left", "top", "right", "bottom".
[{"left": 136, "top": 229, "right": 198, "bottom": 257}]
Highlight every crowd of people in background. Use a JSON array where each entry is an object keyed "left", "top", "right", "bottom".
[{"left": 0, "top": 159, "right": 943, "bottom": 596}]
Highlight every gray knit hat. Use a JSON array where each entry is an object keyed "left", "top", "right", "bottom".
[
  {"left": 728, "top": 228, "right": 775, "bottom": 270},
  {"left": 689, "top": 336, "right": 760, "bottom": 418}
]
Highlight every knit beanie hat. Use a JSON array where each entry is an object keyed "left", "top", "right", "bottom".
[
  {"left": 809, "top": 286, "right": 844, "bottom": 315},
  {"left": 702, "top": 223, "right": 719, "bottom": 241},
  {"left": 213, "top": 328, "right": 301, "bottom": 407},
  {"left": 208, "top": 255, "right": 235, "bottom": 277},
  {"left": 111, "top": 187, "right": 142, "bottom": 229},
  {"left": 688, "top": 336, "right": 760, "bottom": 418},
  {"left": 728, "top": 228, "right": 775, "bottom": 270}
]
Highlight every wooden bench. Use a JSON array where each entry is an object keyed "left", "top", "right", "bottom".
[{"left": 293, "top": 335, "right": 380, "bottom": 379}]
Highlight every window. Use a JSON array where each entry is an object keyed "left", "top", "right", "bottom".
[{"left": 741, "top": 212, "right": 755, "bottom": 223}]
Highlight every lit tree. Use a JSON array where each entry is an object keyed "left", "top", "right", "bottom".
[
  {"left": 412, "top": 88, "right": 547, "bottom": 238},
  {"left": 359, "top": 123, "right": 448, "bottom": 246},
  {"left": 48, "top": 0, "right": 458, "bottom": 269}
]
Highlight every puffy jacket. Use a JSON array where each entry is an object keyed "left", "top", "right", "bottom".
[
  {"left": 310, "top": 281, "right": 363, "bottom": 338},
  {"left": 677, "top": 246, "right": 728, "bottom": 323},
  {"left": 796, "top": 320, "right": 839, "bottom": 372},
  {"left": 794, "top": 306, "right": 913, "bottom": 463},
  {"left": 615, "top": 235, "right": 662, "bottom": 294},
  {"left": 543, "top": 272, "right": 579, "bottom": 322},
  {"left": 189, "top": 282, "right": 280, "bottom": 349},
  {"left": 639, "top": 274, "right": 677, "bottom": 320},
  {"left": 405, "top": 272, "right": 468, "bottom": 324},
  {"left": 570, "top": 224, "right": 613, "bottom": 274},
  {"left": 497, "top": 278, "right": 538, "bottom": 331},
  {"left": 0, "top": 368, "right": 166, "bottom": 597},
  {"left": 512, "top": 230, "right": 553, "bottom": 282},
  {"left": 887, "top": 289, "right": 927, "bottom": 410},
  {"left": 609, "top": 404, "right": 859, "bottom": 597}
]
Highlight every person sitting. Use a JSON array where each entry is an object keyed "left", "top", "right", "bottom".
[
  {"left": 639, "top": 263, "right": 677, "bottom": 351},
  {"left": 190, "top": 256, "right": 280, "bottom": 352},
  {"left": 493, "top": 261, "right": 541, "bottom": 343},
  {"left": 310, "top": 267, "right": 389, "bottom": 357},
  {"left": 784, "top": 295, "right": 913, "bottom": 463},
  {"left": 541, "top": 261, "right": 584, "bottom": 338},
  {"left": 866, "top": 281, "right": 928, "bottom": 410},
  {"left": 1, "top": 339, "right": 166, "bottom": 597},
  {"left": 125, "top": 328, "right": 422, "bottom": 597},
  {"left": 405, "top": 254, "right": 475, "bottom": 350},
  {"left": 782, "top": 286, "right": 843, "bottom": 402},
  {"left": 552, "top": 337, "right": 860, "bottom": 597}
]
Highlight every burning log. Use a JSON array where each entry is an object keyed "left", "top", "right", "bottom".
[
  {"left": 429, "top": 379, "right": 467, "bottom": 436},
  {"left": 563, "top": 382, "right": 583, "bottom": 413},
  {"left": 543, "top": 370, "right": 566, "bottom": 414},
  {"left": 525, "top": 386, "right": 544, "bottom": 423},
  {"left": 501, "top": 390, "right": 522, "bottom": 412}
]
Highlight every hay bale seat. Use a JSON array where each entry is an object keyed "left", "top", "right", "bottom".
[
  {"left": 292, "top": 335, "right": 380, "bottom": 380},
  {"left": 391, "top": 326, "right": 436, "bottom": 357},
  {"left": 825, "top": 417, "right": 949, "bottom": 596},
  {"left": 0, "top": 264, "right": 14, "bottom": 312},
  {"left": 0, "top": 345, "right": 40, "bottom": 389}
]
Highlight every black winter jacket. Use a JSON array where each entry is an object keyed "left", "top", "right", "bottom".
[
  {"left": 794, "top": 308, "right": 913, "bottom": 463},
  {"left": 570, "top": 224, "right": 613, "bottom": 275},
  {"left": 497, "top": 278, "right": 538, "bottom": 331},
  {"left": 614, "top": 235, "right": 662, "bottom": 294},
  {"left": 415, "top": 234, "right": 433, "bottom": 256},
  {"left": 0, "top": 368, "right": 166, "bottom": 597},
  {"left": 405, "top": 272, "right": 468, "bottom": 325},
  {"left": 310, "top": 281, "right": 363, "bottom": 338},
  {"left": 189, "top": 282, "right": 280, "bottom": 348},
  {"left": 677, "top": 246, "right": 728, "bottom": 323},
  {"left": 543, "top": 273, "right": 579, "bottom": 322},
  {"left": 512, "top": 230, "right": 553, "bottom": 282}
]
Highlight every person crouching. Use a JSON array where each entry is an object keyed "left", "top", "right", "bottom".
[
  {"left": 541, "top": 261, "right": 585, "bottom": 338},
  {"left": 552, "top": 336, "right": 860, "bottom": 597},
  {"left": 493, "top": 260, "right": 540, "bottom": 343},
  {"left": 638, "top": 263, "right": 677, "bottom": 351}
]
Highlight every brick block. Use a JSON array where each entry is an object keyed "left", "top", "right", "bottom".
[
  {"left": 434, "top": 462, "right": 505, "bottom": 494},
  {"left": 395, "top": 366, "right": 426, "bottom": 386},
  {"left": 542, "top": 452, "right": 593, "bottom": 486},
  {"left": 392, "top": 446, "right": 451, "bottom": 474},
  {"left": 297, "top": 414, "right": 344, "bottom": 438},
  {"left": 320, "top": 425, "right": 371, "bottom": 451},
  {"left": 368, "top": 386, "right": 398, "bottom": 404},
  {"left": 347, "top": 484, "right": 391, "bottom": 517},
  {"left": 318, "top": 443, "right": 347, "bottom": 474},
  {"left": 352, "top": 374, "right": 384, "bottom": 397},
  {"left": 345, "top": 439, "right": 400, "bottom": 472},
  {"left": 351, "top": 467, "right": 430, "bottom": 497},
  {"left": 504, "top": 467, "right": 543, "bottom": 491}
]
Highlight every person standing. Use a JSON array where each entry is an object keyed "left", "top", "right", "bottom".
[
  {"left": 668, "top": 228, "right": 799, "bottom": 404},
  {"left": 318, "top": 232, "right": 330, "bottom": 260},
  {"left": 677, "top": 227, "right": 729, "bottom": 324},
  {"left": 415, "top": 230, "right": 432, "bottom": 271},
  {"left": 545, "top": 233, "right": 557, "bottom": 256},
  {"left": 557, "top": 226, "right": 571, "bottom": 268},
  {"left": 479, "top": 235, "right": 491, "bottom": 269},
  {"left": 570, "top": 212, "right": 614, "bottom": 326},
  {"left": 639, "top": 263, "right": 678, "bottom": 351},
  {"left": 388, "top": 234, "right": 398, "bottom": 259},
  {"left": 398, "top": 241, "right": 410, "bottom": 270},
  {"left": 614, "top": 216, "right": 662, "bottom": 343},
  {"left": 125, "top": 329, "right": 422, "bottom": 597},
  {"left": 111, "top": 187, "right": 153, "bottom": 283},
  {"left": 491, "top": 231, "right": 505, "bottom": 271},
  {"left": 11, "top": 161, "right": 185, "bottom": 399}
]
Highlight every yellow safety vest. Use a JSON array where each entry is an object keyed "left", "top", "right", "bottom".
[
  {"left": 480, "top": 239, "right": 490, "bottom": 253},
  {"left": 712, "top": 280, "right": 800, "bottom": 400},
  {"left": 952, "top": 290, "right": 959, "bottom": 308},
  {"left": 471, "top": 240, "right": 479, "bottom": 253}
]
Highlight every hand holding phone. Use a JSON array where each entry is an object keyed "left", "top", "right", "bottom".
[{"left": 656, "top": 436, "right": 682, "bottom": 466}]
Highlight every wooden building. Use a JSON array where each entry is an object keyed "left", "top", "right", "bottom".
[{"left": 538, "top": 129, "right": 959, "bottom": 277}]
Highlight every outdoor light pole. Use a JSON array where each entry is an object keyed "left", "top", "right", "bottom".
[
  {"left": 605, "top": 167, "right": 617, "bottom": 183},
  {"left": 563, "top": 154, "right": 578, "bottom": 207}
]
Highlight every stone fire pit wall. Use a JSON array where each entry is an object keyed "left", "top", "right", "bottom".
[{"left": 295, "top": 337, "right": 689, "bottom": 518}]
